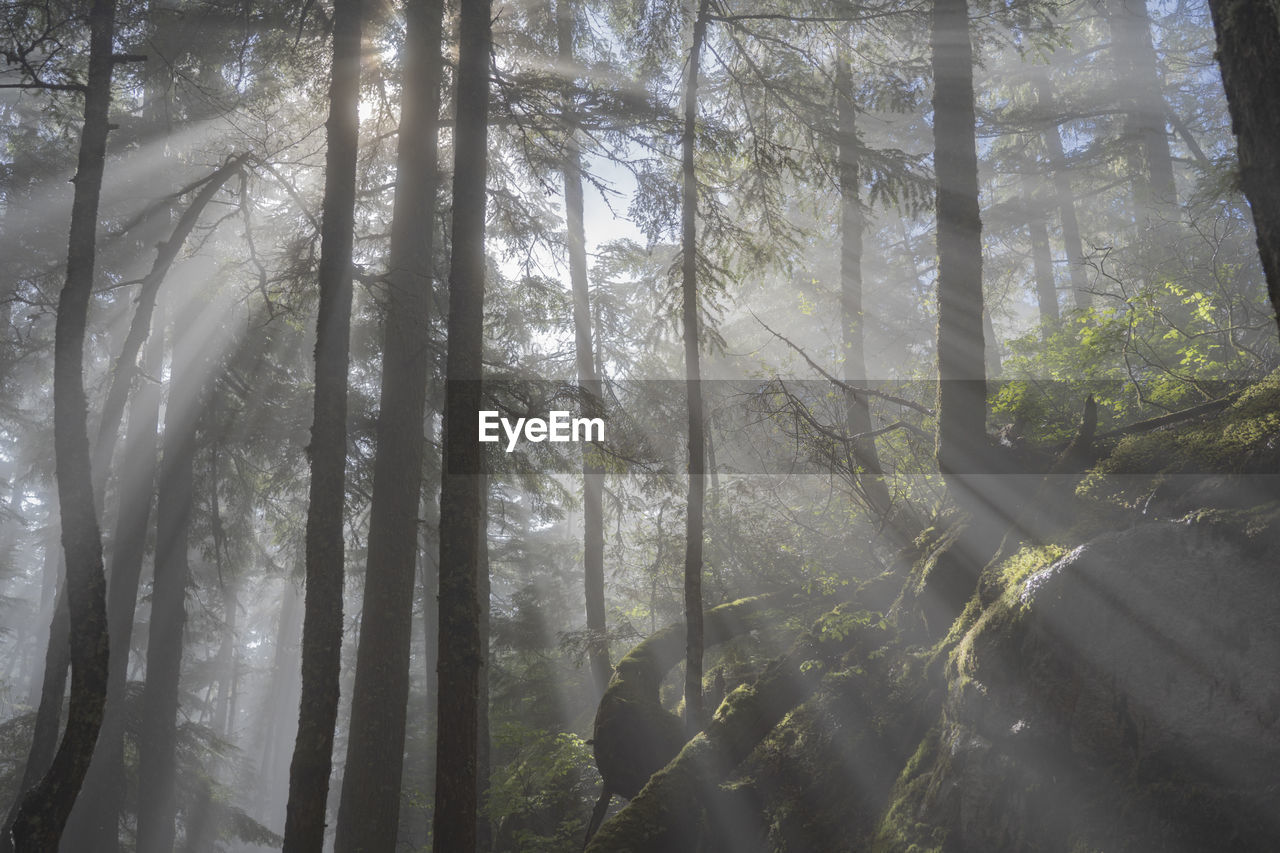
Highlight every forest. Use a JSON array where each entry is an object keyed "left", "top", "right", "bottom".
[{"left": 2, "top": 0, "right": 1280, "bottom": 849}]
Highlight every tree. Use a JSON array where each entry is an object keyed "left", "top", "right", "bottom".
[
  {"left": 333, "top": 0, "right": 444, "bottom": 847},
  {"left": 431, "top": 0, "right": 493, "bottom": 848},
  {"left": 1025, "top": 178, "right": 1060, "bottom": 328},
  {"left": 1206, "top": 0, "right": 1280, "bottom": 334},
  {"left": 8, "top": 0, "right": 116, "bottom": 848},
  {"left": 557, "top": 0, "right": 613, "bottom": 700},
  {"left": 89, "top": 156, "right": 247, "bottom": 507},
  {"left": 835, "top": 54, "right": 894, "bottom": 526},
  {"left": 1106, "top": 0, "right": 1176, "bottom": 213},
  {"left": 932, "top": 0, "right": 987, "bottom": 481},
  {"left": 680, "top": 0, "right": 712, "bottom": 736},
  {"left": 63, "top": 327, "right": 163, "bottom": 851},
  {"left": 136, "top": 279, "right": 210, "bottom": 853},
  {"left": 282, "top": 0, "right": 363, "bottom": 848},
  {"left": 1030, "top": 69, "right": 1091, "bottom": 310}
]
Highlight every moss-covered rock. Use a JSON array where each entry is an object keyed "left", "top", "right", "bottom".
[
  {"left": 592, "top": 596, "right": 780, "bottom": 801},
  {"left": 1079, "top": 370, "right": 1280, "bottom": 516},
  {"left": 875, "top": 519, "right": 1280, "bottom": 852}
]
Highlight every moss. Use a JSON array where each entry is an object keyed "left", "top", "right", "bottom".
[
  {"left": 593, "top": 595, "right": 781, "bottom": 800},
  {"left": 870, "top": 727, "right": 946, "bottom": 853},
  {"left": 1078, "top": 369, "right": 1280, "bottom": 509},
  {"left": 949, "top": 545, "right": 1065, "bottom": 685}
]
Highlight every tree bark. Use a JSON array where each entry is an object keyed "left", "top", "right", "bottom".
[
  {"left": 252, "top": 578, "right": 303, "bottom": 834},
  {"left": 64, "top": 327, "right": 163, "bottom": 852},
  {"left": 680, "top": 0, "right": 712, "bottom": 735},
  {"left": 983, "top": 307, "right": 1001, "bottom": 379},
  {"left": 282, "top": 0, "right": 363, "bottom": 848},
  {"left": 836, "top": 55, "right": 894, "bottom": 525},
  {"left": 430, "top": 0, "right": 492, "bottom": 847},
  {"left": 1206, "top": 0, "right": 1280, "bottom": 333},
  {"left": 8, "top": 2, "right": 115, "bottom": 849},
  {"left": 333, "top": 0, "right": 442, "bottom": 847},
  {"left": 90, "top": 156, "right": 245, "bottom": 507},
  {"left": 476, "top": 488, "right": 492, "bottom": 853},
  {"left": 1107, "top": 0, "right": 1176, "bottom": 212},
  {"left": 557, "top": 0, "right": 613, "bottom": 700},
  {"left": 1028, "top": 204, "right": 1059, "bottom": 328},
  {"left": 1031, "top": 70, "right": 1091, "bottom": 310},
  {"left": 137, "top": 293, "right": 210, "bottom": 853},
  {"left": 931, "top": 0, "right": 987, "bottom": 479},
  {"left": 2, "top": 583, "right": 68, "bottom": 853}
]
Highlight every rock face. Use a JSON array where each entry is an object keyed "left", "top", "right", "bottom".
[{"left": 890, "top": 518, "right": 1280, "bottom": 852}]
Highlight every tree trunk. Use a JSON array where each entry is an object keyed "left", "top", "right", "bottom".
[
  {"left": 333, "top": 0, "right": 442, "bottom": 847},
  {"left": 1028, "top": 204, "right": 1059, "bottom": 328},
  {"left": 137, "top": 296, "right": 210, "bottom": 853},
  {"left": 931, "top": 0, "right": 987, "bottom": 479},
  {"left": 557, "top": 0, "right": 612, "bottom": 700},
  {"left": 431, "top": 0, "right": 492, "bottom": 847},
  {"left": 1031, "top": 70, "right": 1091, "bottom": 310},
  {"left": 476, "top": 488, "right": 492, "bottom": 853},
  {"left": 680, "top": 0, "right": 712, "bottom": 735},
  {"left": 8, "top": 1, "right": 115, "bottom": 848},
  {"left": 281, "top": 0, "right": 363, "bottom": 848},
  {"left": 91, "top": 156, "right": 245, "bottom": 507},
  {"left": 983, "top": 307, "right": 1001, "bottom": 379},
  {"left": 23, "top": 521, "right": 60, "bottom": 710},
  {"left": 210, "top": 422, "right": 236, "bottom": 740},
  {"left": 835, "top": 56, "right": 894, "bottom": 525},
  {"left": 418, "top": 460, "right": 440, "bottom": 842},
  {"left": 1107, "top": 0, "right": 1176, "bottom": 212},
  {"left": 212, "top": 578, "right": 237, "bottom": 736},
  {"left": 1206, "top": 0, "right": 1280, "bottom": 332},
  {"left": 64, "top": 327, "right": 163, "bottom": 852},
  {"left": 2, "top": 582, "right": 68, "bottom": 853},
  {"left": 252, "top": 578, "right": 303, "bottom": 835}
]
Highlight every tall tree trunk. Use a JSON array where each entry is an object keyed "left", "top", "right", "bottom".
[
  {"left": 835, "top": 56, "right": 894, "bottom": 525},
  {"left": 1028, "top": 201, "right": 1060, "bottom": 328},
  {"left": 2, "top": 580, "right": 68, "bottom": 853},
  {"left": 91, "top": 156, "right": 244, "bottom": 507},
  {"left": 282, "top": 0, "right": 363, "bottom": 848},
  {"left": 64, "top": 327, "right": 163, "bottom": 853},
  {"left": 23, "top": 521, "right": 60, "bottom": 710},
  {"left": 1031, "top": 70, "right": 1091, "bottom": 310},
  {"left": 418, "top": 453, "right": 440, "bottom": 843},
  {"left": 8, "top": 1, "right": 116, "bottom": 848},
  {"left": 1107, "top": 0, "right": 1176, "bottom": 212},
  {"left": 431, "top": 0, "right": 492, "bottom": 846},
  {"left": 137, "top": 296, "right": 209, "bottom": 853},
  {"left": 212, "top": 557, "right": 237, "bottom": 736},
  {"left": 556, "top": 0, "right": 612, "bottom": 698},
  {"left": 983, "top": 307, "right": 1001, "bottom": 379},
  {"left": 475, "top": 488, "right": 492, "bottom": 853},
  {"left": 931, "top": 0, "right": 987, "bottom": 479},
  {"left": 334, "top": 0, "right": 442, "bottom": 847},
  {"left": 210, "top": 425, "right": 236, "bottom": 740},
  {"left": 252, "top": 578, "right": 303, "bottom": 835},
  {"left": 680, "top": 0, "right": 712, "bottom": 735},
  {"left": 15, "top": 163, "right": 236, "bottom": 852},
  {"left": 1206, "top": 0, "right": 1280, "bottom": 332}
]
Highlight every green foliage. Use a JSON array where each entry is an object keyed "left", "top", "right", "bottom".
[
  {"left": 487, "top": 723, "right": 600, "bottom": 853},
  {"left": 1079, "top": 368, "right": 1280, "bottom": 508}
]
